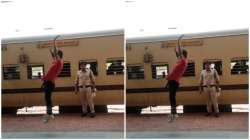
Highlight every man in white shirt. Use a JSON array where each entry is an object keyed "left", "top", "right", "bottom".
[
  {"left": 199, "top": 61, "right": 220, "bottom": 117},
  {"left": 75, "top": 62, "right": 96, "bottom": 118}
]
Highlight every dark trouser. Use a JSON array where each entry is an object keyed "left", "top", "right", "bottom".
[
  {"left": 43, "top": 81, "right": 55, "bottom": 115},
  {"left": 167, "top": 80, "right": 179, "bottom": 114}
]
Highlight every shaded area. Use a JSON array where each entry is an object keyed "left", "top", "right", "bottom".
[
  {"left": 2, "top": 132, "right": 123, "bottom": 139},
  {"left": 127, "top": 131, "right": 248, "bottom": 139}
]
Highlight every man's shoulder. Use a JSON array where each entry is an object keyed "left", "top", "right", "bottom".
[
  {"left": 88, "top": 68, "right": 93, "bottom": 73},
  {"left": 212, "top": 68, "right": 218, "bottom": 74},
  {"left": 55, "top": 59, "right": 63, "bottom": 64},
  {"left": 201, "top": 69, "right": 206, "bottom": 74},
  {"left": 77, "top": 70, "right": 82, "bottom": 74},
  {"left": 212, "top": 68, "right": 218, "bottom": 72},
  {"left": 179, "top": 58, "right": 188, "bottom": 65}
]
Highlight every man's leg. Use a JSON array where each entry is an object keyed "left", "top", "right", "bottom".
[
  {"left": 86, "top": 87, "right": 95, "bottom": 117},
  {"left": 44, "top": 82, "right": 53, "bottom": 115},
  {"left": 43, "top": 81, "right": 54, "bottom": 123},
  {"left": 205, "top": 87, "right": 212, "bottom": 115},
  {"left": 211, "top": 87, "right": 219, "bottom": 117},
  {"left": 79, "top": 88, "right": 88, "bottom": 116},
  {"left": 169, "top": 81, "right": 178, "bottom": 115}
]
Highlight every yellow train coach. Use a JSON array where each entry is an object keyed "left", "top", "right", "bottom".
[
  {"left": 2, "top": 29, "right": 124, "bottom": 113},
  {"left": 126, "top": 29, "right": 248, "bottom": 113}
]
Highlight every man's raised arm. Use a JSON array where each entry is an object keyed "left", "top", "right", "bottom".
[
  {"left": 176, "top": 34, "right": 184, "bottom": 59},
  {"left": 51, "top": 35, "right": 60, "bottom": 60}
]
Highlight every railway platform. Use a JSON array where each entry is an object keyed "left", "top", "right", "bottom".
[
  {"left": 127, "top": 112, "right": 248, "bottom": 139},
  {"left": 1, "top": 110, "right": 248, "bottom": 139},
  {"left": 2, "top": 113, "right": 124, "bottom": 139}
]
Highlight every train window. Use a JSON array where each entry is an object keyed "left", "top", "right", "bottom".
[
  {"left": 58, "top": 62, "right": 71, "bottom": 77},
  {"left": 79, "top": 60, "right": 98, "bottom": 75},
  {"left": 127, "top": 65, "right": 144, "bottom": 79},
  {"left": 151, "top": 64, "right": 169, "bottom": 79},
  {"left": 1, "top": 44, "right": 7, "bottom": 51},
  {"left": 183, "top": 62, "right": 195, "bottom": 76},
  {"left": 126, "top": 44, "right": 132, "bottom": 51},
  {"left": 106, "top": 59, "right": 124, "bottom": 75},
  {"left": 231, "top": 59, "right": 248, "bottom": 74},
  {"left": 27, "top": 65, "right": 44, "bottom": 79},
  {"left": 203, "top": 60, "right": 222, "bottom": 75},
  {"left": 3, "top": 65, "right": 20, "bottom": 80}
]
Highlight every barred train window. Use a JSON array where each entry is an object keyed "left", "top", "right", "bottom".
[
  {"left": 231, "top": 59, "right": 248, "bottom": 74},
  {"left": 203, "top": 60, "right": 222, "bottom": 75},
  {"left": 151, "top": 64, "right": 169, "bottom": 79},
  {"left": 3, "top": 66, "right": 20, "bottom": 80},
  {"left": 79, "top": 60, "right": 98, "bottom": 75},
  {"left": 106, "top": 59, "right": 124, "bottom": 75},
  {"left": 127, "top": 65, "right": 144, "bottom": 79},
  {"left": 1, "top": 44, "right": 7, "bottom": 51},
  {"left": 27, "top": 65, "right": 44, "bottom": 79},
  {"left": 58, "top": 62, "right": 71, "bottom": 77},
  {"left": 183, "top": 62, "right": 195, "bottom": 76}
]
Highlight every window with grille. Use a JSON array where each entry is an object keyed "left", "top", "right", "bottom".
[
  {"left": 183, "top": 62, "right": 195, "bottom": 76},
  {"left": 27, "top": 65, "right": 44, "bottom": 79},
  {"left": 1, "top": 44, "right": 7, "bottom": 51},
  {"left": 203, "top": 60, "right": 222, "bottom": 75},
  {"left": 3, "top": 65, "right": 20, "bottom": 80},
  {"left": 126, "top": 44, "right": 132, "bottom": 51},
  {"left": 106, "top": 59, "right": 124, "bottom": 75},
  {"left": 79, "top": 60, "right": 98, "bottom": 75},
  {"left": 151, "top": 64, "right": 169, "bottom": 79},
  {"left": 127, "top": 65, "right": 144, "bottom": 79},
  {"left": 231, "top": 59, "right": 248, "bottom": 74},
  {"left": 58, "top": 62, "right": 71, "bottom": 77}
]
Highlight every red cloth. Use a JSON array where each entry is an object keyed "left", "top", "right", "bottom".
[
  {"left": 167, "top": 58, "right": 188, "bottom": 83},
  {"left": 42, "top": 59, "right": 64, "bottom": 83}
]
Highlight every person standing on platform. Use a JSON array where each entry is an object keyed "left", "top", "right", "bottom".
[
  {"left": 75, "top": 62, "right": 96, "bottom": 118},
  {"left": 199, "top": 61, "right": 220, "bottom": 117}
]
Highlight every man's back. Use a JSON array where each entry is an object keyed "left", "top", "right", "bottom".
[
  {"left": 42, "top": 59, "right": 64, "bottom": 83},
  {"left": 167, "top": 58, "right": 188, "bottom": 83}
]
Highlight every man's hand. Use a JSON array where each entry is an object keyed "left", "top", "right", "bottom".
[
  {"left": 216, "top": 87, "right": 220, "bottom": 92},
  {"left": 91, "top": 86, "right": 96, "bottom": 92},
  {"left": 165, "top": 75, "right": 168, "bottom": 80},
  {"left": 176, "top": 34, "right": 184, "bottom": 58},
  {"left": 165, "top": 81, "right": 169, "bottom": 89},
  {"left": 74, "top": 85, "right": 78, "bottom": 94},
  {"left": 41, "top": 82, "right": 45, "bottom": 89},
  {"left": 199, "top": 86, "right": 203, "bottom": 94},
  {"left": 50, "top": 49, "right": 55, "bottom": 59}
]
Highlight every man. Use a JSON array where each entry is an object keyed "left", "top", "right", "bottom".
[
  {"left": 75, "top": 62, "right": 96, "bottom": 118},
  {"left": 199, "top": 61, "right": 220, "bottom": 117},
  {"left": 166, "top": 35, "right": 188, "bottom": 122},
  {"left": 41, "top": 36, "right": 64, "bottom": 123}
]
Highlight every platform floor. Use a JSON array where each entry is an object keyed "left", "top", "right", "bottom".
[
  {"left": 2, "top": 112, "right": 248, "bottom": 139},
  {"left": 2, "top": 113, "right": 124, "bottom": 139},
  {"left": 126, "top": 112, "right": 248, "bottom": 139}
]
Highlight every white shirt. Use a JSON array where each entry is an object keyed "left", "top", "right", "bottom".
[
  {"left": 200, "top": 68, "right": 219, "bottom": 86},
  {"left": 75, "top": 68, "right": 95, "bottom": 86}
]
